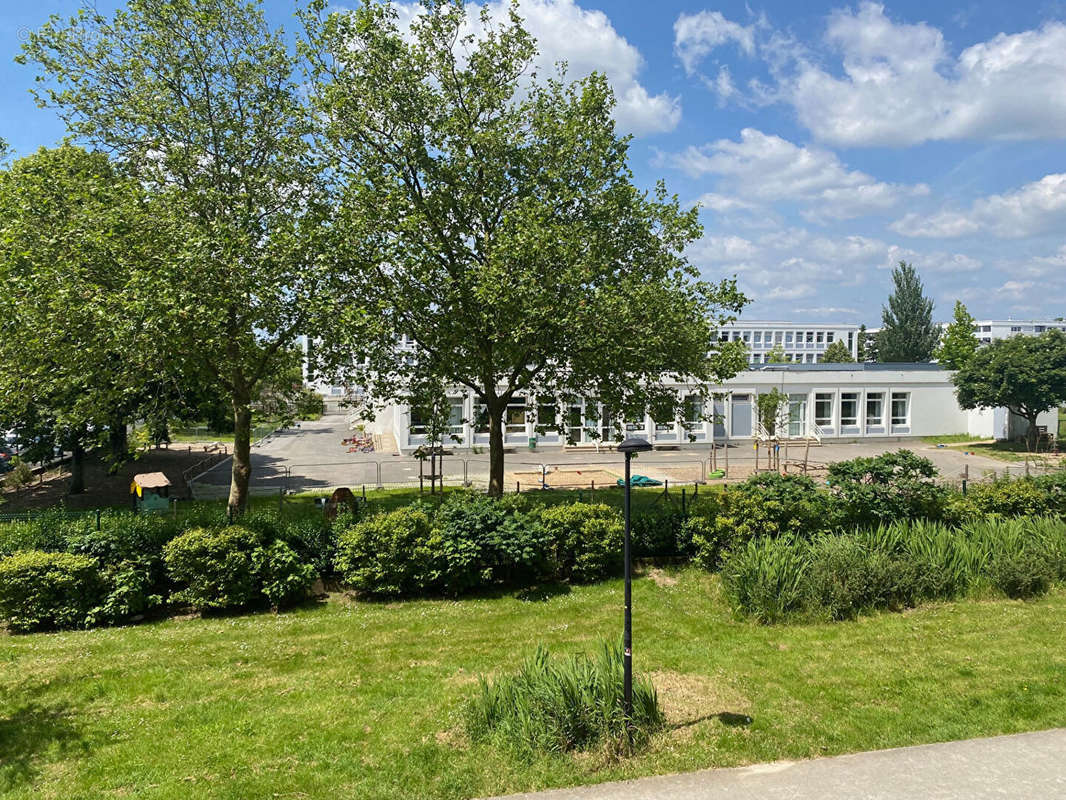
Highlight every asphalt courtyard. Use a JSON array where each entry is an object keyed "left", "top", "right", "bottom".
[
  {"left": 190, "top": 410, "right": 1015, "bottom": 496},
  {"left": 488, "top": 729, "right": 1066, "bottom": 800}
]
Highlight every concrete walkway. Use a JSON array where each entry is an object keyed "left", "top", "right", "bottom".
[{"left": 489, "top": 729, "right": 1066, "bottom": 800}]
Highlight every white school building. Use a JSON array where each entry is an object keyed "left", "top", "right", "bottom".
[
  {"left": 371, "top": 363, "right": 1058, "bottom": 453},
  {"left": 718, "top": 321, "right": 861, "bottom": 365}
]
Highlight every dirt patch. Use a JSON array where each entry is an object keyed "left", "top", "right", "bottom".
[
  {"left": 645, "top": 568, "right": 679, "bottom": 588},
  {"left": 509, "top": 468, "right": 621, "bottom": 490},
  {"left": 648, "top": 670, "right": 751, "bottom": 733}
]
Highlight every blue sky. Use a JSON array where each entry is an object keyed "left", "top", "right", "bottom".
[{"left": 3, "top": 0, "right": 1066, "bottom": 325}]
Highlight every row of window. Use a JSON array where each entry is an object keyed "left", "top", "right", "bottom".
[
  {"left": 721, "top": 329, "right": 845, "bottom": 347},
  {"left": 748, "top": 352, "right": 824, "bottom": 364},
  {"left": 814, "top": 391, "right": 909, "bottom": 428}
]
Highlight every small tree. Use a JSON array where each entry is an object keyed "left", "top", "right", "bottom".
[
  {"left": 934, "top": 300, "right": 979, "bottom": 370},
  {"left": 857, "top": 323, "right": 869, "bottom": 362},
  {"left": 953, "top": 330, "right": 1066, "bottom": 450},
  {"left": 877, "top": 261, "right": 938, "bottom": 362},
  {"left": 766, "top": 344, "right": 787, "bottom": 364},
  {"left": 756, "top": 388, "right": 787, "bottom": 439},
  {"left": 821, "top": 340, "right": 854, "bottom": 363}
]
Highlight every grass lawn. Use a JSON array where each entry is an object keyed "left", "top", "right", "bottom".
[{"left": 4, "top": 569, "right": 1066, "bottom": 799}]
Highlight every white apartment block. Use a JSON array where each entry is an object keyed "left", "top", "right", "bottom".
[
  {"left": 970, "top": 319, "right": 1066, "bottom": 345},
  {"left": 718, "top": 321, "right": 861, "bottom": 365}
]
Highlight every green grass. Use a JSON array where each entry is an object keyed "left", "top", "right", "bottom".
[
  {"left": 946, "top": 442, "right": 1049, "bottom": 464},
  {"left": 922, "top": 433, "right": 986, "bottom": 445},
  {"left": 3, "top": 568, "right": 1066, "bottom": 799}
]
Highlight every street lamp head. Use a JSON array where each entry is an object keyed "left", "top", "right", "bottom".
[{"left": 618, "top": 437, "right": 653, "bottom": 454}]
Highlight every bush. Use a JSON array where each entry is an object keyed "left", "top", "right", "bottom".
[
  {"left": 538, "top": 503, "right": 622, "bottom": 582},
  {"left": 967, "top": 478, "right": 1050, "bottom": 518},
  {"left": 430, "top": 493, "right": 548, "bottom": 593},
  {"left": 0, "top": 551, "right": 103, "bottom": 632},
  {"left": 335, "top": 507, "right": 435, "bottom": 597},
  {"left": 828, "top": 450, "right": 949, "bottom": 527},
  {"left": 714, "top": 473, "right": 831, "bottom": 548},
  {"left": 630, "top": 507, "right": 685, "bottom": 558},
  {"left": 721, "top": 537, "right": 809, "bottom": 624},
  {"left": 255, "top": 539, "right": 316, "bottom": 608},
  {"left": 805, "top": 536, "right": 917, "bottom": 620},
  {"left": 464, "top": 642, "right": 663, "bottom": 755},
  {"left": 684, "top": 515, "right": 725, "bottom": 569},
  {"left": 164, "top": 526, "right": 262, "bottom": 610},
  {"left": 988, "top": 546, "right": 1056, "bottom": 599}
]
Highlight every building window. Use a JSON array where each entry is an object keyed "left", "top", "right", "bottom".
[
  {"left": 847, "top": 332, "right": 853, "bottom": 349},
  {"left": 866, "top": 392, "right": 884, "bottom": 427},
  {"left": 806, "top": 331, "right": 814, "bottom": 344},
  {"left": 753, "top": 331, "right": 762, "bottom": 344},
  {"left": 815, "top": 393, "right": 833, "bottom": 427},
  {"left": 448, "top": 398, "right": 464, "bottom": 435},
  {"left": 891, "top": 392, "right": 909, "bottom": 426},
  {"left": 1035, "top": 326, "right": 1045, "bottom": 332},
  {"left": 683, "top": 395, "right": 703, "bottom": 429},
  {"left": 816, "top": 332, "right": 824, "bottom": 345},
  {"left": 1011, "top": 326, "right": 1022, "bottom": 332},
  {"left": 981, "top": 325, "right": 991, "bottom": 332},
  {"left": 537, "top": 401, "right": 559, "bottom": 431},
  {"left": 841, "top": 393, "right": 859, "bottom": 426},
  {"left": 742, "top": 331, "right": 751, "bottom": 343},
  {"left": 785, "top": 332, "right": 794, "bottom": 346},
  {"left": 774, "top": 331, "right": 783, "bottom": 344}
]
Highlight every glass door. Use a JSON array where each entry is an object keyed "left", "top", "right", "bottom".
[{"left": 788, "top": 394, "right": 807, "bottom": 438}]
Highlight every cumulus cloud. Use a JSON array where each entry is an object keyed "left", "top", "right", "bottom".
[
  {"left": 392, "top": 0, "right": 680, "bottom": 135},
  {"left": 891, "top": 173, "right": 1066, "bottom": 238},
  {"left": 676, "top": 2, "right": 1066, "bottom": 146},
  {"left": 674, "top": 10, "right": 755, "bottom": 74},
  {"left": 664, "top": 128, "right": 928, "bottom": 220}
]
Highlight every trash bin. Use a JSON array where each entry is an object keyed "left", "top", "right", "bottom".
[{"left": 528, "top": 435, "right": 537, "bottom": 450}]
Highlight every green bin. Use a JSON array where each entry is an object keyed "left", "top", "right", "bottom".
[{"left": 528, "top": 435, "right": 537, "bottom": 450}]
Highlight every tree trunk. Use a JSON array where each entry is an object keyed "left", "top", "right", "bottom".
[
  {"left": 488, "top": 403, "right": 506, "bottom": 498},
  {"left": 68, "top": 440, "right": 86, "bottom": 495},
  {"left": 1025, "top": 416, "right": 1040, "bottom": 452},
  {"left": 108, "top": 414, "right": 129, "bottom": 471},
  {"left": 228, "top": 385, "right": 253, "bottom": 516}
]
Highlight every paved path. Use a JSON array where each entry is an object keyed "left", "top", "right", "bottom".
[
  {"left": 489, "top": 729, "right": 1066, "bottom": 800},
  {"left": 191, "top": 409, "right": 1015, "bottom": 493}
]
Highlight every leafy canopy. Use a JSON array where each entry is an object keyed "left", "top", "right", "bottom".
[
  {"left": 303, "top": 0, "right": 747, "bottom": 493},
  {"left": 822, "top": 340, "right": 854, "bottom": 363},
  {"left": 934, "top": 300, "right": 979, "bottom": 370}
]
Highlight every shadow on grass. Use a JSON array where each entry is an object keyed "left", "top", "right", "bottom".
[
  {"left": 669, "top": 711, "right": 753, "bottom": 733},
  {"left": 0, "top": 701, "right": 89, "bottom": 792},
  {"left": 514, "top": 582, "right": 572, "bottom": 603}
]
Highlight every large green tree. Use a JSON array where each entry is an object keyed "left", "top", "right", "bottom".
[
  {"left": 0, "top": 145, "right": 180, "bottom": 491},
  {"left": 22, "top": 0, "right": 345, "bottom": 512},
  {"left": 934, "top": 300, "right": 980, "bottom": 370},
  {"left": 303, "top": 0, "right": 747, "bottom": 495},
  {"left": 953, "top": 330, "right": 1066, "bottom": 450},
  {"left": 877, "top": 261, "right": 938, "bottom": 362}
]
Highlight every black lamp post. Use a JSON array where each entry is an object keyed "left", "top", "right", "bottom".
[{"left": 617, "top": 436, "right": 652, "bottom": 729}]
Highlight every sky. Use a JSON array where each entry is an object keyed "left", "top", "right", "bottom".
[{"left": 2, "top": 0, "right": 1066, "bottom": 326}]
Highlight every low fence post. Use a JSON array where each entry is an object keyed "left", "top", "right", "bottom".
[
  {"left": 96, "top": 508, "right": 101, "bottom": 531},
  {"left": 376, "top": 462, "right": 383, "bottom": 490},
  {"left": 681, "top": 487, "right": 687, "bottom": 517}
]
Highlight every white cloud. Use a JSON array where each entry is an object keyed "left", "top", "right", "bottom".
[
  {"left": 674, "top": 11, "right": 755, "bottom": 74},
  {"left": 891, "top": 173, "right": 1066, "bottom": 238},
  {"left": 394, "top": 0, "right": 679, "bottom": 135},
  {"left": 665, "top": 128, "right": 927, "bottom": 220},
  {"left": 677, "top": 3, "right": 1066, "bottom": 146}
]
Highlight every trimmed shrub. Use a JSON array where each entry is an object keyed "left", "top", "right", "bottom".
[
  {"left": 631, "top": 508, "right": 684, "bottom": 558},
  {"left": 335, "top": 506, "right": 435, "bottom": 597},
  {"left": 464, "top": 642, "right": 663, "bottom": 755},
  {"left": 828, "top": 450, "right": 949, "bottom": 527},
  {"left": 715, "top": 473, "right": 832, "bottom": 548},
  {"left": 0, "top": 551, "right": 103, "bottom": 632},
  {"left": 163, "top": 526, "right": 262, "bottom": 610},
  {"left": 721, "top": 537, "right": 809, "bottom": 624},
  {"left": 430, "top": 493, "right": 548, "bottom": 593},
  {"left": 967, "top": 478, "right": 1049, "bottom": 518},
  {"left": 255, "top": 540, "right": 316, "bottom": 608},
  {"left": 538, "top": 503, "right": 623, "bottom": 582}
]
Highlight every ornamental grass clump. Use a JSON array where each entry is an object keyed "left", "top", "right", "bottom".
[{"left": 464, "top": 642, "right": 664, "bottom": 757}]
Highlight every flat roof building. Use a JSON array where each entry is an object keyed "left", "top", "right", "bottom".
[{"left": 718, "top": 320, "right": 861, "bottom": 365}]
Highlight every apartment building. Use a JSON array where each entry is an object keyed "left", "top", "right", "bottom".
[
  {"left": 717, "top": 321, "right": 861, "bottom": 365},
  {"left": 970, "top": 319, "right": 1066, "bottom": 345}
]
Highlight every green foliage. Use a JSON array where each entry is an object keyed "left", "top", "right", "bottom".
[
  {"left": 766, "top": 343, "right": 787, "bottom": 363},
  {"left": 715, "top": 473, "right": 832, "bottom": 548},
  {"left": 756, "top": 388, "right": 786, "bottom": 437},
  {"left": 967, "top": 478, "right": 1052, "bottom": 518},
  {"left": 255, "top": 540, "right": 316, "bottom": 609},
  {"left": 538, "top": 503, "right": 622, "bottom": 582},
  {"left": 821, "top": 340, "right": 855, "bottom": 363},
  {"left": 430, "top": 493, "right": 548, "bottom": 593},
  {"left": 3, "top": 457, "right": 34, "bottom": 490},
  {"left": 163, "top": 526, "right": 262, "bottom": 610},
  {"left": 935, "top": 300, "right": 979, "bottom": 370},
  {"left": 953, "top": 330, "right": 1066, "bottom": 449},
  {"left": 335, "top": 507, "right": 436, "bottom": 597},
  {"left": 464, "top": 642, "right": 663, "bottom": 756},
  {"left": 721, "top": 537, "right": 809, "bottom": 624},
  {"left": 684, "top": 514, "right": 727, "bottom": 569},
  {"left": 0, "top": 550, "right": 102, "bottom": 632},
  {"left": 725, "top": 517, "right": 1066, "bottom": 623},
  {"left": 877, "top": 261, "right": 938, "bottom": 362},
  {"left": 302, "top": 0, "right": 746, "bottom": 495},
  {"left": 827, "top": 450, "right": 948, "bottom": 528}
]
